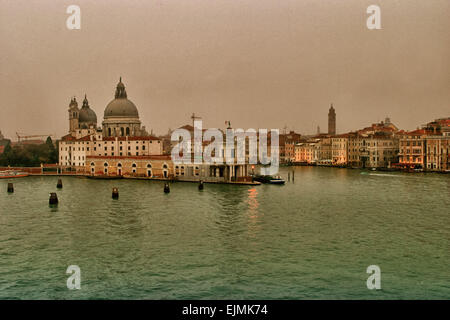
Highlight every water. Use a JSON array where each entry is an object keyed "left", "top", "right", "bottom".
[{"left": 0, "top": 167, "right": 449, "bottom": 299}]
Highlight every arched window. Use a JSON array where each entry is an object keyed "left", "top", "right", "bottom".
[
  {"left": 108, "top": 128, "right": 111, "bottom": 136},
  {"left": 121, "top": 127, "right": 124, "bottom": 136},
  {"left": 90, "top": 162, "right": 95, "bottom": 166},
  {"left": 132, "top": 163, "right": 137, "bottom": 168},
  {"left": 126, "top": 127, "right": 130, "bottom": 136},
  {"left": 163, "top": 164, "right": 168, "bottom": 169},
  {"left": 147, "top": 163, "right": 152, "bottom": 168},
  {"left": 117, "top": 163, "right": 122, "bottom": 167},
  {"left": 104, "top": 162, "right": 108, "bottom": 167}
]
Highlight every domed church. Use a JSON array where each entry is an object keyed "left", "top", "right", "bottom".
[
  {"left": 60, "top": 78, "right": 161, "bottom": 170},
  {"left": 68, "top": 95, "right": 98, "bottom": 131},
  {"left": 102, "top": 78, "right": 148, "bottom": 137}
]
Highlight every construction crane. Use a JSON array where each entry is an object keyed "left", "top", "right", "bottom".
[{"left": 16, "top": 132, "right": 54, "bottom": 143}]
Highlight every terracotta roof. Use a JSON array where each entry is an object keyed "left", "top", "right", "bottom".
[
  {"left": 61, "top": 134, "right": 94, "bottom": 141},
  {"left": 405, "top": 129, "right": 427, "bottom": 135},
  {"left": 333, "top": 133, "right": 350, "bottom": 138}
]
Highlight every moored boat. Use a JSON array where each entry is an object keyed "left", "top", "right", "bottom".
[
  {"left": 0, "top": 170, "right": 29, "bottom": 179},
  {"left": 252, "top": 175, "right": 285, "bottom": 185}
]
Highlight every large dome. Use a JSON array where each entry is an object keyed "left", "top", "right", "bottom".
[
  {"left": 104, "top": 98, "right": 139, "bottom": 118},
  {"left": 103, "top": 78, "right": 139, "bottom": 119}
]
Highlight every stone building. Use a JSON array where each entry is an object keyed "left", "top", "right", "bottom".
[
  {"left": 294, "top": 140, "right": 320, "bottom": 164},
  {"left": 87, "top": 155, "right": 172, "bottom": 178},
  {"left": 331, "top": 134, "right": 348, "bottom": 165},
  {"left": 426, "top": 134, "right": 450, "bottom": 171}
]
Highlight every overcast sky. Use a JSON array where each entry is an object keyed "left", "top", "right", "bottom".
[{"left": 0, "top": 0, "right": 449, "bottom": 139}]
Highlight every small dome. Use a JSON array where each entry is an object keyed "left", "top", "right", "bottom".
[
  {"left": 79, "top": 95, "right": 97, "bottom": 124},
  {"left": 79, "top": 107, "right": 97, "bottom": 123}
]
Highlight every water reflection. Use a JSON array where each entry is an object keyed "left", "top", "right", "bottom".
[
  {"left": 245, "top": 187, "right": 262, "bottom": 241},
  {"left": 246, "top": 188, "right": 259, "bottom": 218}
]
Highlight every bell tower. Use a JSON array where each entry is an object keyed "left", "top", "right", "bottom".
[
  {"left": 68, "top": 97, "right": 79, "bottom": 134},
  {"left": 328, "top": 103, "right": 336, "bottom": 135}
]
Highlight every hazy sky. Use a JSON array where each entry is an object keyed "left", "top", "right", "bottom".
[{"left": 1, "top": 0, "right": 449, "bottom": 139}]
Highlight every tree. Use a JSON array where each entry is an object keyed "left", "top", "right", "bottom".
[
  {"left": 0, "top": 139, "right": 59, "bottom": 167},
  {"left": 46, "top": 136, "right": 58, "bottom": 163}
]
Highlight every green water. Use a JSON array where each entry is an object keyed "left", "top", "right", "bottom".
[{"left": 0, "top": 167, "right": 449, "bottom": 299}]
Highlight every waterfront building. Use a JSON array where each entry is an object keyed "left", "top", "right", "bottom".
[
  {"left": 360, "top": 132, "right": 399, "bottom": 168},
  {"left": 328, "top": 104, "right": 336, "bottom": 135},
  {"left": 396, "top": 117, "right": 450, "bottom": 171},
  {"left": 346, "top": 132, "right": 362, "bottom": 167},
  {"left": 398, "top": 129, "right": 428, "bottom": 169},
  {"left": 424, "top": 118, "right": 450, "bottom": 171},
  {"left": 59, "top": 79, "right": 162, "bottom": 171},
  {"left": 87, "top": 155, "right": 172, "bottom": 178},
  {"left": 426, "top": 134, "right": 450, "bottom": 171},
  {"left": 294, "top": 140, "right": 320, "bottom": 164},
  {"left": 347, "top": 131, "right": 399, "bottom": 168},
  {"left": 331, "top": 134, "right": 348, "bottom": 165},
  {"left": 317, "top": 136, "right": 332, "bottom": 165},
  {"left": 279, "top": 131, "right": 302, "bottom": 163}
]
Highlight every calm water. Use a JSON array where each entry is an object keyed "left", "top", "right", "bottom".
[{"left": 0, "top": 167, "right": 449, "bottom": 299}]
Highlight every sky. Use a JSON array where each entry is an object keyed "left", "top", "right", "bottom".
[{"left": 0, "top": 0, "right": 449, "bottom": 139}]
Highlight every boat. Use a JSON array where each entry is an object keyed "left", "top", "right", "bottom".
[
  {"left": 0, "top": 170, "right": 29, "bottom": 179},
  {"left": 252, "top": 175, "right": 285, "bottom": 185}
]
